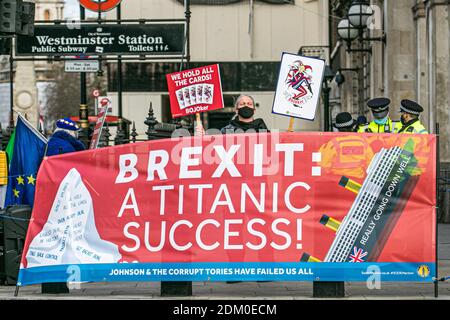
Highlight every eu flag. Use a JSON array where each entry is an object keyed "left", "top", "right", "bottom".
[{"left": 5, "top": 115, "right": 48, "bottom": 208}]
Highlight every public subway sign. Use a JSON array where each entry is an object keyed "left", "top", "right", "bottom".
[
  {"left": 166, "top": 64, "right": 224, "bottom": 118},
  {"left": 18, "top": 133, "right": 436, "bottom": 286},
  {"left": 15, "top": 23, "right": 185, "bottom": 56}
]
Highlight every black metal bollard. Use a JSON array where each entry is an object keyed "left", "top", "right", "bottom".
[
  {"left": 313, "top": 281, "right": 345, "bottom": 298},
  {"left": 160, "top": 282, "right": 193, "bottom": 297}
]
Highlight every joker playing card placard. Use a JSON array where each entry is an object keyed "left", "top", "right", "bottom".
[{"left": 272, "top": 52, "right": 325, "bottom": 121}]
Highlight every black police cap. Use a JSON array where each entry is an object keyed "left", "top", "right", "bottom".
[
  {"left": 400, "top": 99, "right": 424, "bottom": 115},
  {"left": 367, "top": 97, "right": 391, "bottom": 112},
  {"left": 334, "top": 112, "right": 355, "bottom": 129}
]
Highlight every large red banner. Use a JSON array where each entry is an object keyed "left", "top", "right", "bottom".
[{"left": 18, "top": 133, "right": 437, "bottom": 285}]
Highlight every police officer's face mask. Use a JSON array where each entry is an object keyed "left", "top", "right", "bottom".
[
  {"left": 374, "top": 116, "right": 389, "bottom": 125},
  {"left": 338, "top": 127, "right": 353, "bottom": 132},
  {"left": 373, "top": 110, "right": 389, "bottom": 125},
  {"left": 401, "top": 113, "right": 408, "bottom": 125}
]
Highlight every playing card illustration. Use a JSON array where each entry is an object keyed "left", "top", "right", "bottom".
[
  {"left": 196, "top": 84, "right": 204, "bottom": 104},
  {"left": 176, "top": 89, "right": 186, "bottom": 110},
  {"left": 203, "top": 84, "right": 214, "bottom": 105},
  {"left": 190, "top": 85, "right": 198, "bottom": 105},
  {"left": 183, "top": 86, "right": 192, "bottom": 107}
]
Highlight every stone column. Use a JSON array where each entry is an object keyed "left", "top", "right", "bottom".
[
  {"left": 413, "top": 1, "right": 428, "bottom": 126},
  {"left": 434, "top": 2, "right": 450, "bottom": 160},
  {"left": 370, "top": 0, "right": 386, "bottom": 99},
  {"left": 384, "top": 0, "right": 416, "bottom": 110},
  {"left": 13, "top": 61, "right": 39, "bottom": 128}
]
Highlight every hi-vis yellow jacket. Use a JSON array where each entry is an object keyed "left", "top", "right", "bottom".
[
  {"left": 357, "top": 118, "right": 402, "bottom": 133},
  {"left": 394, "top": 119, "right": 428, "bottom": 134}
]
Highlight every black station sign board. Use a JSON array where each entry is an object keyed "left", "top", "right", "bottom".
[{"left": 16, "top": 23, "right": 186, "bottom": 56}]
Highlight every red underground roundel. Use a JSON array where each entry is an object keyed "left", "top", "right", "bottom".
[{"left": 79, "top": 0, "right": 122, "bottom": 12}]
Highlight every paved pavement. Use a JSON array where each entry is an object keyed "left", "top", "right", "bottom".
[{"left": 1, "top": 224, "right": 449, "bottom": 300}]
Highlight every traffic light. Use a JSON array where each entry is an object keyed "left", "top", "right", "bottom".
[
  {"left": 0, "top": 0, "right": 21, "bottom": 34},
  {"left": 0, "top": 0, "right": 34, "bottom": 36},
  {"left": 16, "top": 1, "right": 34, "bottom": 36}
]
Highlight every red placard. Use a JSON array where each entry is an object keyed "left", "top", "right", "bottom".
[
  {"left": 79, "top": 0, "right": 122, "bottom": 12},
  {"left": 166, "top": 64, "right": 224, "bottom": 118}
]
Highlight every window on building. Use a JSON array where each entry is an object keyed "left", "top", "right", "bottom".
[
  {"left": 44, "top": 9, "right": 51, "bottom": 21},
  {"left": 108, "top": 62, "right": 279, "bottom": 92}
]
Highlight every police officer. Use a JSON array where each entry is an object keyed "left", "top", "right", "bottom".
[
  {"left": 357, "top": 98, "right": 401, "bottom": 133},
  {"left": 334, "top": 112, "right": 356, "bottom": 132},
  {"left": 395, "top": 99, "right": 428, "bottom": 134}
]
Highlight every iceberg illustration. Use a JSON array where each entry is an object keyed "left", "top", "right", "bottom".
[{"left": 26, "top": 168, "right": 122, "bottom": 268}]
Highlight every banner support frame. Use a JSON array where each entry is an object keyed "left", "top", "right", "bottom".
[
  {"left": 435, "top": 122, "right": 439, "bottom": 298},
  {"left": 14, "top": 285, "right": 19, "bottom": 297}
]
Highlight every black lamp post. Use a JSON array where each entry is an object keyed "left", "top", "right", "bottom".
[
  {"left": 322, "top": 66, "right": 335, "bottom": 132},
  {"left": 78, "top": 5, "right": 89, "bottom": 148}
]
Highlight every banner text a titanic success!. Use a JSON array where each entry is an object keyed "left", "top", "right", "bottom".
[{"left": 114, "top": 137, "right": 309, "bottom": 255}]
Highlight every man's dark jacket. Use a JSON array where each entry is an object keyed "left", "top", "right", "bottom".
[
  {"left": 220, "top": 118, "right": 269, "bottom": 134},
  {"left": 46, "top": 130, "right": 86, "bottom": 156}
]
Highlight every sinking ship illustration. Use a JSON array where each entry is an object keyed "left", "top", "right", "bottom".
[{"left": 302, "top": 139, "right": 419, "bottom": 263}]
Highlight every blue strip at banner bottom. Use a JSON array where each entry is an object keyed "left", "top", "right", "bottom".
[{"left": 17, "top": 262, "right": 436, "bottom": 286}]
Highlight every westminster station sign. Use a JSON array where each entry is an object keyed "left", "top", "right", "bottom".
[{"left": 16, "top": 23, "right": 186, "bottom": 56}]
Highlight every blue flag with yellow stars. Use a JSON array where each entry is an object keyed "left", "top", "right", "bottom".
[{"left": 5, "top": 115, "right": 48, "bottom": 208}]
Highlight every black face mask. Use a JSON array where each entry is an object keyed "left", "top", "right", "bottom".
[
  {"left": 238, "top": 106, "right": 255, "bottom": 119},
  {"left": 401, "top": 115, "right": 407, "bottom": 125}
]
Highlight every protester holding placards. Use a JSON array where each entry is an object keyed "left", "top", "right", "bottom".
[{"left": 220, "top": 95, "right": 269, "bottom": 134}]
